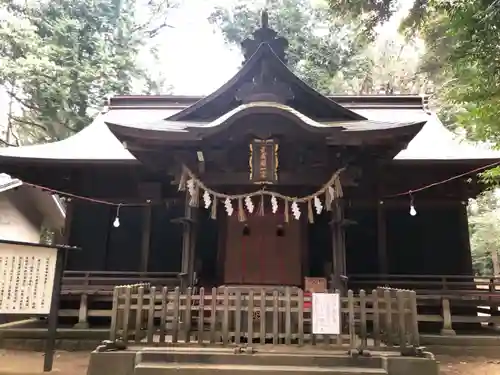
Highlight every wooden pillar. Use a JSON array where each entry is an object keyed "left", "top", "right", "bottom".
[
  {"left": 139, "top": 205, "right": 152, "bottom": 272},
  {"left": 138, "top": 183, "right": 160, "bottom": 273},
  {"left": 180, "top": 194, "right": 198, "bottom": 289},
  {"left": 458, "top": 181, "right": 474, "bottom": 276},
  {"left": 61, "top": 199, "right": 75, "bottom": 265},
  {"left": 377, "top": 200, "right": 388, "bottom": 276},
  {"left": 331, "top": 199, "right": 346, "bottom": 293},
  {"left": 376, "top": 171, "right": 388, "bottom": 277},
  {"left": 458, "top": 200, "right": 474, "bottom": 275},
  {"left": 61, "top": 200, "right": 89, "bottom": 329}
]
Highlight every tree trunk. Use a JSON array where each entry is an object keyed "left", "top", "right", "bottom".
[{"left": 492, "top": 249, "right": 500, "bottom": 277}]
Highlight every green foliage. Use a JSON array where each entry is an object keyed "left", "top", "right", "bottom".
[
  {"left": 326, "top": 0, "right": 398, "bottom": 38},
  {"left": 336, "top": 0, "right": 500, "bottom": 175},
  {"left": 209, "top": 0, "right": 431, "bottom": 95},
  {"left": 396, "top": 0, "right": 500, "bottom": 153},
  {"left": 0, "top": 0, "right": 175, "bottom": 143},
  {"left": 209, "top": 0, "right": 369, "bottom": 94},
  {"left": 468, "top": 190, "right": 500, "bottom": 276}
]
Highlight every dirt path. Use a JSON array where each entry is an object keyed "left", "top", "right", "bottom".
[
  {"left": 1, "top": 350, "right": 500, "bottom": 375},
  {"left": 0, "top": 351, "right": 89, "bottom": 375},
  {"left": 439, "top": 355, "right": 500, "bottom": 375}
]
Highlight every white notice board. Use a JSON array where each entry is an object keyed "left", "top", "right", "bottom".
[
  {"left": 0, "top": 242, "right": 57, "bottom": 315},
  {"left": 312, "top": 293, "right": 341, "bottom": 335}
]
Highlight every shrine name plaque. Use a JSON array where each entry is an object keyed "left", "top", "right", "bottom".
[{"left": 0, "top": 242, "right": 57, "bottom": 315}]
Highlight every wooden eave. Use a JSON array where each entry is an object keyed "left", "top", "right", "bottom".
[
  {"left": 165, "top": 43, "right": 366, "bottom": 122},
  {"left": 105, "top": 102, "right": 426, "bottom": 151},
  {"left": 108, "top": 94, "right": 426, "bottom": 111}
]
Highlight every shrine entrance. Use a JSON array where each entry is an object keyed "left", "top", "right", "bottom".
[{"left": 223, "top": 213, "right": 303, "bottom": 286}]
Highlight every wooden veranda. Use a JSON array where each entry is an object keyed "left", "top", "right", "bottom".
[{"left": 57, "top": 272, "right": 500, "bottom": 337}]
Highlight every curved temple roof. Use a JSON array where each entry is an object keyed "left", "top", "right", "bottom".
[
  {"left": 0, "top": 15, "right": 497, "bottom": 166},
  {"left": 0, "top": 96, "right": 497, "bottom": 163},
  {"left": 104, "top": 101, "right": 425, "bottom": 146},
  {"left": 166, "top": 43, "right": 366, "bottom": 122}
]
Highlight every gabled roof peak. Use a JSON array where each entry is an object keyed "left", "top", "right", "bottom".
[{"left": 241, "top": 9, "right": 289, "bottom": 64}]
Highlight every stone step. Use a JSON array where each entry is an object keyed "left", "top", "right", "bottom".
[
  {"left": 136, "top": 349, "right": 384, "bottom": 369},
  {"left": 134, "top": 363, "right": 388, "bottom": 375}
]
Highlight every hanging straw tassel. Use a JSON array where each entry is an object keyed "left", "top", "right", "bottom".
[
  {"left": 238, "top": 197, "right": 247, "bottom": 222},
  {"left": 189, "top": 184, "right": 200, "bottom": 207},
  {"left": 257, "top": 194, "right": 265, "bottom": 216},
  {"left": 334, "top": 177, "right": 343, "bottom": 198},
  {"left": 284, "top": 200, "right": 289, "bottom": 223},
  {"left": 178, "top": 169, "right": 187, "bottom": 191},
  {"left": 210, "top": 196, "right": 217, "bottom": 219},
  {"left": 325, "top": 186, "right": 332, "bottom": 211},
  {"left": 307, "top": 199, "right": 314, "bottom": 223}
]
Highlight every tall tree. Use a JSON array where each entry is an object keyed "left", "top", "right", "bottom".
[
  {"left": 208, "top": 0, "right": 369, "bottom": 94},
  {"left": 0, "top": 0, "right": 176, "bottom": 143},
  {"left": 209, "top": 0, "right": 431, "bottom": 95},
  {"left": 469, "top": 191, "right": 500, "bottom": 276},
  {"left": 329, "top": 32, "right": 429, "bottom": 95}
]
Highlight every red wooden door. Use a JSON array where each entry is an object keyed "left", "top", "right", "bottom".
[{"left": 223, "top": 212, "right": 302, "bottom": 286}]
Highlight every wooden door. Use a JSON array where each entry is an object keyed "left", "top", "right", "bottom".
[{"left": 223, "top": 213, "right": 302, "bottom": 286}]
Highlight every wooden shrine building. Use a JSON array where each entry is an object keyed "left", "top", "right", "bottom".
[{"left": 0, "top": 13, "right": 499, "bottom": 296}]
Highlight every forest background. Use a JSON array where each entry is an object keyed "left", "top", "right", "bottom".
[{"left": 0, "top": 0, "right": 499, "bottom": 275}]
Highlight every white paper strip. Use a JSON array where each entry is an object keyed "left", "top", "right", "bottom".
[{"left": 312, "top": 293, "right": 341, "bottom": 335}]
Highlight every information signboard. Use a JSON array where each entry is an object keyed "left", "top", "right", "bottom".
[
  {"left": 0, "top": 243, "right": 57, "bottom": 315},
  {"left": 312, "top": 292, "right": 341, "bottom": 335},
  {"left": 0, "top": 239, "right": 76, "bottom": 372}
]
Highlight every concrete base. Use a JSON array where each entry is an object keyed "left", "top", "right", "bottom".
[
  {"left": 87, "top": 347, "right": 439, "bottom": 375},
  {"left": 440, "top": 329, "right": 457, "bottom": 336},
  {"left": 88, "top": 351, "right": 135, "bottom": 375},
  {"left": 74, "top": 322, "right": 90, "bottom": 329},
  {"left": 383, "top": 357, "right": 439, "bottom": 375}
]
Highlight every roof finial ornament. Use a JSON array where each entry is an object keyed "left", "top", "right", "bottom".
[
  {"left": 261, "top": 9, "right": 269, "bottom": 29},
  {"left": 240, "top": 8, "right": 289, "bottom": 64}
]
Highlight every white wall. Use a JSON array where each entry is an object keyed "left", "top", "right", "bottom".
[{"left": 0, "top": 194, "right": 41, "bottom": 243}]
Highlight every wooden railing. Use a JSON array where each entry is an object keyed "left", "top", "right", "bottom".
[
  {"left": 59, "top": 271, "right": 186, "bottom": 327},
  {"left": 54, "top": 272, "right": 500, "bottom": 333},
  {"left": 109, "top": 286, "right": 419, "bottom": 352},
  {"left": 349, "top": 274, "right": 500, "bottom": 294},
  {"left": 418, "top": 293, "right": 500, "bottom": 333}
]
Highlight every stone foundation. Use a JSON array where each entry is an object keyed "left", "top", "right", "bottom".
[{"left": 87, "top": 347, "right": 439, "bottom": 375}]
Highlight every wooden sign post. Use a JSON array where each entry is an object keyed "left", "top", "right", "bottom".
[{"left": 0, "top": 240, "right": 77, "bottom": 372}]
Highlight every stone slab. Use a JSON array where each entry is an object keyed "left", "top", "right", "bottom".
[
  {"left": 134, "top": 363, "right": 387, "bottom": 375},
  {"left": 87, "top": 351, "right": 136, "bottom": 375},
  {"left": 383, "top": 357, "right": 439, "bottom": 375}
]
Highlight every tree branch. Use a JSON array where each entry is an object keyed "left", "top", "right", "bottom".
[
  {"left": 9, "top": 115, "right": 48, "bottom": 132},
  {"left": 0, "top": 138, "right": 18, "bottom": 147},
  {"left": 7, "top": 91, "right": 42, "bottom": 112}
]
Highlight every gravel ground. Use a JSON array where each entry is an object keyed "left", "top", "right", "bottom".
[{"left": 0, "top": 350, "right": 499, "bottom": 374}]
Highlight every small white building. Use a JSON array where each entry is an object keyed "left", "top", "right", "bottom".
[{"left": 0, "top": 173, "right": 65, "bottom": 243}]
